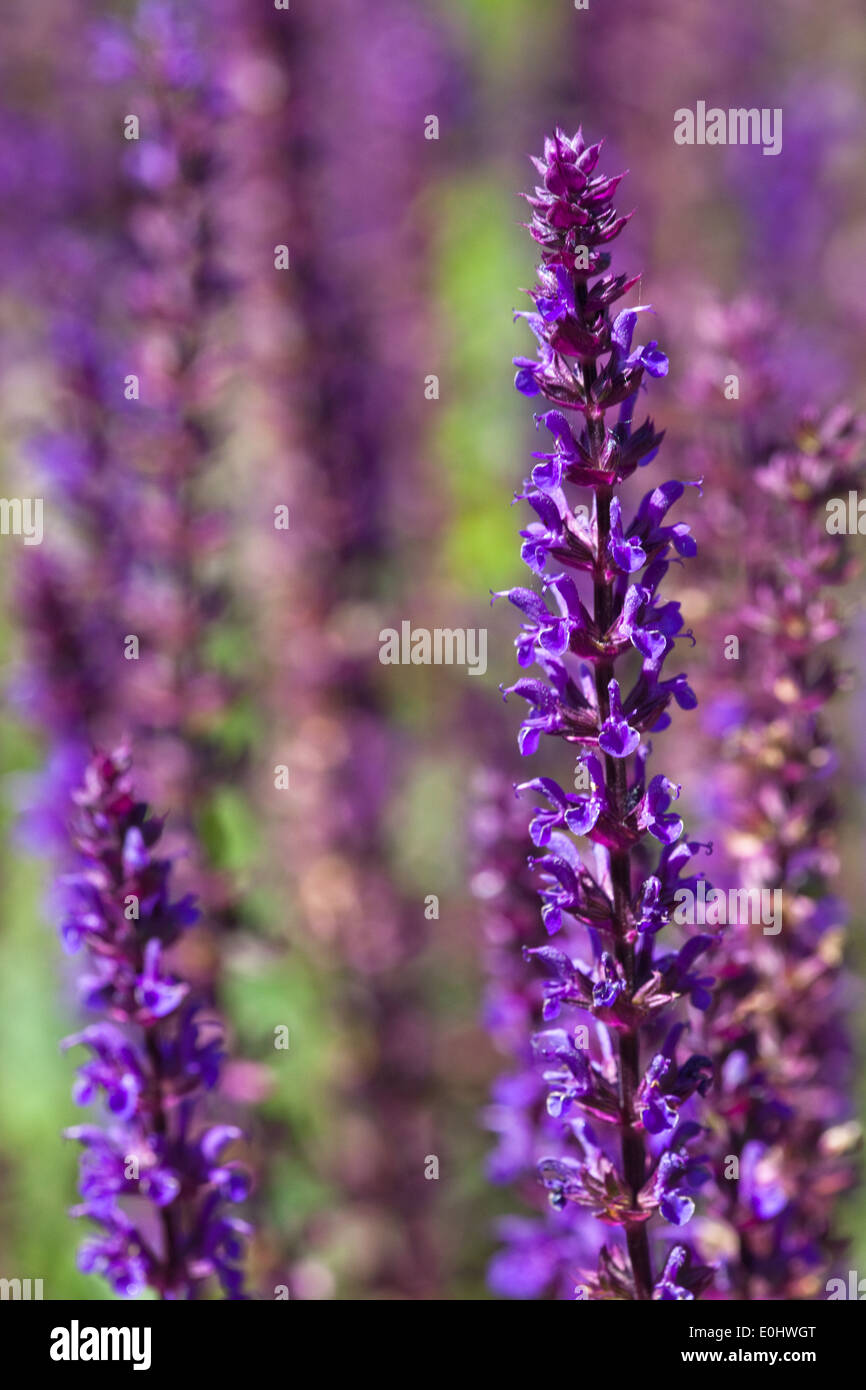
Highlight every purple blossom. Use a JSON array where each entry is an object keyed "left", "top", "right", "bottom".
[
  {"left": 61, "top": 747, "right": 251, "bottom": 1299},
  {"left": 473, "top": 773, "right": 601, "bottom": 1297},
  {"left": 496, "top": 128, "right": 714, "bottom": 1300},
  {"left": 653, "top": 1244, "right": 713, "bottom": 1302},
  {"left": 688, "top": 406, "right": 863, "bottom": 1298}
]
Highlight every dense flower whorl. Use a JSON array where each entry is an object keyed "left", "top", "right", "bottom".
[
  {"left": 497, "top": 128, "right": 714, "bottom": 1300},
  {"left": 61, "top": 747, "right": 251, "bottom": 1299}
]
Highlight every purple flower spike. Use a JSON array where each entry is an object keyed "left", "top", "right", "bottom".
[
  {"left": 495, "top": 130, "right": 712, "bottom": 1301},
  {"left": 690, "top": 407, "right": 864, "bottom": 1299},
  {"left": 61, "top": 747, "right": 252, "bottom": 1300}
]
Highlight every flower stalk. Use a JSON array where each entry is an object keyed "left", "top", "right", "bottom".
[
  {"left": 61, "top": 747, "right": 251, "bottom": 1299},
  {"left": 693, "top": 407, "right": 864, "bottom": 1297},
  {"left": 498, "top": 128, "right": 714, "bottom": 1300}
]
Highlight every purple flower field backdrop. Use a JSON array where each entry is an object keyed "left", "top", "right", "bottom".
[{"left": 0, "top": 0, "right": 864, "bottom": 1303}]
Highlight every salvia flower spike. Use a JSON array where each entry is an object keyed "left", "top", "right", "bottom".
[
  {"left": 61, "top": 747, "right": 251, "bottom": 1299},
  {"left": 693, "top": 408, "right": 864, "bottom": 1297},
  {"left": 498, "top": 128, "right": 713, "bottom": 1300}
]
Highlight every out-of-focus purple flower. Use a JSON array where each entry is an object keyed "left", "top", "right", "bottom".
[
  {"left": 216, "top": 0, "right": 460, "bottom": 1298},
  {"left": 62, "top": 747, "right": 251, "bottom": 1299},
  {"left": 14, "top": 0, "right": 246, "bottom": 955},
  {"left": 689, "top": 407, "right": 864, "bottom": 1298}
]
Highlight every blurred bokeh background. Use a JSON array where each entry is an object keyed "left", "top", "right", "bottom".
[{"left": 0, "top": 0, "right": 864, "bottom": 1298}]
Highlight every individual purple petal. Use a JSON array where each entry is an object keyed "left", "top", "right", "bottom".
[{"left": 598, "top": 679, "right": 640, "bottom": 758}]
